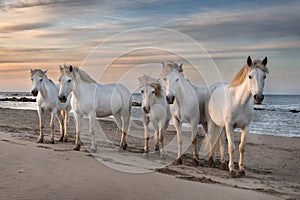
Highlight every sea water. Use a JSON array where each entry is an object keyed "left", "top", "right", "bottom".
[{"left": 1, "top": 92, "right": 299, "bottom": 137}]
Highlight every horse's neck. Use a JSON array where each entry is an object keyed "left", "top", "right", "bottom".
[
  {"left": 176, "top": 78, "right": 194, "bottom": 103},
  {"left": 40, "top": 78, "right": 55, "bottom": 99},
  {"left": 230, "top": 80, "right": 252, "bottom": 105},
  {"left": 73, "top": 78, "right": 97, "bottom": 100}
]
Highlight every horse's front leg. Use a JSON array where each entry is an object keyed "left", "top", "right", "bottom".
[
  {"left": 56, "top": 111, "right": 64, "bottom": 142},
  {"left": 89, "top": 113, "right": 97, "bottom": 153},
  {"left": 37, "top": 107, "right": 44, "bottom": 143},
  {"left": 49, "top": 110, "right": 56, "bottom": 144},
  {"left": 225, "top": 123, "right": 236, "bottom": 176},
  {"left": 63, "top": 109, "right": 69, "bottom": 142},
  {"left": 142, "top": 115, "right": 150, "bottom": 153},
  {"left": 173, "top": 116, "right": 183, "bottom": 164},
  {"left": 238, "top": 125, "right": 249, "bottom": 176},
  {"left": 74, "top": 112, "right": 83, "bottom": 151}
]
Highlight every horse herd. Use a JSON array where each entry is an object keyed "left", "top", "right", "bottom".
[{"left": 30, "top": 56, "right": 269, "bottom": 176}]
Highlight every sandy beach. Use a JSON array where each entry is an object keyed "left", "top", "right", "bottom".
[{"left": 0, "top": 108, "right": 299, "bottom": 200}]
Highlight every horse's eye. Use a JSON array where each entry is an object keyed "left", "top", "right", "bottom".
[
  {"left": 31, "top": 78, "right": 33, "bottom": 81},
  {"left": 40, "top": 79, "right": 43, "bottom": 82},
  {"left": 141, "top": 90, "right": 144, "bottom": 94},
  {"left": 263, "top": 75, "right": 266, "bottom": 79},
  {"left": 176, "top": 78, "right": 179, "bottom": 82},
  {"left": 152, "top": 91, "right": 155, "bottom": 94},
  {"left": 248, "top": 75, "right": 252, "bottom": 79},
  {"left": 163, "top": 77, "right": 166, "bottom": 81},
  {"left": 68, "top": 80, "right": 71, "bottom": 83}
]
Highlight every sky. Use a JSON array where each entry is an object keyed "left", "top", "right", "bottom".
[{"left": 0, "top": 0, "right": 299, "bottom": 94}]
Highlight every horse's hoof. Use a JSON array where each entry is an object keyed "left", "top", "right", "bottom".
[
  {"left": 228, "top": 170, "right": 236, "bottom": 177},
  {"left": 63, "top": 136, "right": 68, "bottom": 142},
  {"left": 121, "top": 143, "right": 127, "bottom": 150},
  {"left": 142, "top": 152, "right": 149, "bottom": 158},
  {"left": 90, "top": 148, "right": 97, "bottom": 153},
  {"left": 160, "top": 153, "right": 166, "bottom": 159},
  {"left": 173, "top": 158, "right": 183, "bottom": 165},
  {"left": 73, "top": 144, "right": 81, "bottom": 151},
  {"left": 58, "top": 137, "right": 64, "bottom": 142},
  {"left": 192, "top": 159, "right": 199, "bottom": 166},
  {"left": 50, "top": 139, "right": 55, "bottom": 144},
  {"left": 208, "top": 157, "right": 214, "bottom": 167},
  {"left": 220, "top": 162, "right": 226, "bottom": 170},
  {"left": 37, "top": 137, "right": 44, "bottom": 143},
  {"left": 237, "top": 170, "right": 246, "bottom": 177}
]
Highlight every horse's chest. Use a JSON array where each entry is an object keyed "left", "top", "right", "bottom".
[{"left": 228, "top": 106, "right": 253, "bottom": 128}]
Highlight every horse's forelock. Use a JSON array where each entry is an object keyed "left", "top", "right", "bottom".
[
  {"left": 31, "top": 69, "right": 47, "bottom": 78},
  {"left": 229, "top": 59, "right": 270, "bottom": 87}
]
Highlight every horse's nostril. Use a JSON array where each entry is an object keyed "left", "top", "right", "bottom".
[
  {"left": 143, "top": 106, "right": 150, "bottom": 113},
  {"left": 254, "top": 94, "right": 257, "bottom": 100}
]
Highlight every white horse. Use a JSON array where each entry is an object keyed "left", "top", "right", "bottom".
[
  {"left": 58, "top": 65, "right": 132, "bottom": 152},
  {"left": 138, "top": 75, "right": 171, "bottom": 157},
  {"left": 162, "top": 61, "right": 208, "bottom": 164},
  {"left": 206, "top": 56, "right": 268, "bottom": 176},
  {"left": 30, "top": 69, "right": 71, "bottom": 144}
]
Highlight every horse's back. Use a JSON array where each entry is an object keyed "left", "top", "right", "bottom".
[{"left": 95, "top": 83, "right": 131, "bottom": 117}]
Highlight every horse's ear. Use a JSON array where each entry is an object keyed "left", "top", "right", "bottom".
[
  {"left": 43, "top": 70, "right": 48, "bottom": 74},
  {"left": 262, "top": 57, "right": 267, "bottom": 66},
  {"left": 247, "top": 56, "right": 252, "bottom": 67},
  {"left": 59, "top": 65, "right": 63, "bottom": 71},
  {"left": 178, "top": 63, "right": 183, "bottom": 72},
  {"left": 30, "top": 69, "right": 33, "bottom": 76},
  {"left": 162, "top": 62, "right": 165, "bottom": 68},
  {"left": 69, "top": 65, "right": 73, "bottom": 72},
  {"left": 138, "top": 76, "right": 143, "bottom": 83}
]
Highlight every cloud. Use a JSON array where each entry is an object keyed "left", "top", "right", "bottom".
[
  {"left": 165, "top": 2, "right": 300, "bottom": 41},
  {"left": 0, "top": 22, "right": 52, "bottom": 33}
]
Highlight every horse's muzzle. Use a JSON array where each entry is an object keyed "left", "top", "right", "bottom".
[
  {"left": 254, "top": 94, "right": 264, "bottom": 104},
  {"left": 166, "top": 95, "right": 175, "bottom": 104},
  {"left": 58, "top": 95, "right": 67, "bottom": 103},
  {"left": 143, "top": 106, "right": 150, "bottom": 114},
  {"left": 31, "top": 90, "right": 38, "bottom": 97}
]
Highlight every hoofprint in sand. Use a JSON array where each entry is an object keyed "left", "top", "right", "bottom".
[{"left": 0, "top": 108, "right": 299, "bottom": 199}]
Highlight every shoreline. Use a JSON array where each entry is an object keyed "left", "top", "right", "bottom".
[
  {"left": 1, "top": 106, "right": 299, "bottom": 138},
  {"left": 0, "top": 107, "right": 299, "bottom": 199}
]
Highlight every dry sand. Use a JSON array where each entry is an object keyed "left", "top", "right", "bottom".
[{"left": 0, "top": 108, "right": 299, "bottom": 200}]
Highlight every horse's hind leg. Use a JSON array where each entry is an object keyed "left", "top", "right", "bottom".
[
  {"left": 114, "top": 112, "right": 127, "bottom": 150},
  {"left": 191, "top": 121, "right": 199, "bottom": 163},
  {"left": 88, "top": 113, "right": 97, "bottom": 153},
  {"left": 37, "top": 107, "right": 44, "bottom": 143},
  {"left": 219, "top": 128, "right": 226, "bottom": 170},
  {"left": 142, "top": 115, "right": 150, "bottom": 153},
  {"left": 207, "top": 121, "right": 217, "bottom": 166}
]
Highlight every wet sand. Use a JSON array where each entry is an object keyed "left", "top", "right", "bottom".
[{"left": 0, "top": 108, "right": 299, "bottom": 199}]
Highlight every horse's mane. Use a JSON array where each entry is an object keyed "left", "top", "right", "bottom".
[
  {"left": 60, "top": 65, "right": 97, "bottom": 84},
  {"left": 30, "top": 69, "right": 55, "bottom": 86},
  {"left": 138, "top": 75, "right": 163, "bottom": 98},
  {"left": 229, "top": 59, "right": 269, "bottom": 87},
  {"left": 162, "top": 60, "right": 183, "bottom": 77}
]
